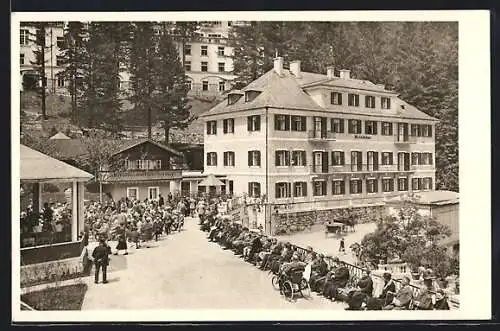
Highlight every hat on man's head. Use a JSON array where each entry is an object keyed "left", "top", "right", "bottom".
[{"left": 332, "top": 256, "right": 340, "bottom": 262}]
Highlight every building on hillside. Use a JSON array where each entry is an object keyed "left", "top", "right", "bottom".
[
  {"left": 18, "top": 21, "right": 235, "bottom": 97},
  {"left": 200, "top": 57, "right": 439, "bottom": 234},
  {"left": 19, "top": 22, "right": 66, "bottom": 93},
  {"left": 386, "top": 190, "right": 459, "bottom": 256}
]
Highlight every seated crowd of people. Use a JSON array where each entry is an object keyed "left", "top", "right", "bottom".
[
  {"left": 20, "top": 202, "right": 73, "bottom": 246},
  {"left": 197, "top": 200, "right": 450, "bottom": 311},
  {"left": 83, "top": 194, "right": 193, "bottom": 253}
]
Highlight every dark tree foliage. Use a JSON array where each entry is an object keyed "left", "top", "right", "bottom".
[{"left": 59, "top": 22, "right": 89, "bottom": 124}]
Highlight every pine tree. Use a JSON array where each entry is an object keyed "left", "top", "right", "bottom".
[
  {"left": 29, "top": 22, "right": 49, "bottom": 119},
  {"left": 128, "top": 22, "right": 158, "bottom": 138},
  {"left": 81, "top": 22, "right": 131, "bottom": 135},
  {"left": 59, "top": 21, "right": 88, "bottom": 124},
  {"left": 156, "top": 27, "right": 192, "bottom": 143}
]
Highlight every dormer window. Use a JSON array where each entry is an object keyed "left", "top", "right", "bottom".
[
  {"left": 245, "top": 90, "right": 261, "bottom": 102},
  {"left": 227, "top": 92, "right": 243, "bottom": 105}
]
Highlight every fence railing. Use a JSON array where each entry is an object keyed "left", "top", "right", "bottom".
[{"left": 289, "top": 243, "right": 459, "bottom": 309}]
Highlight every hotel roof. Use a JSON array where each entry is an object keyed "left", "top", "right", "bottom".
[{"left": 201, "top": 68, "right": 439, "bottom": 122}]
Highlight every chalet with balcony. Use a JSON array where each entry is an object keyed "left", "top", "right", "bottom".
[{"left": 46, "top": 137, "right": 187, "bottom": 201}]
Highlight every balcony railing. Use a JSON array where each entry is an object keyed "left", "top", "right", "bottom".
[
  {"left": 307, "top": 130, "right": 337, "bottom": 141},
  {"left": 99, "top": 169, "right": 183, "bottom": 182},
  {"left": 310, "top": 164, "right": 414, "bottom": 174},
  {"left": 394, "top": 135, "right": 417, "bottom": 144}
]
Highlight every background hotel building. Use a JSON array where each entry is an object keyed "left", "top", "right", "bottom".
[
  {"left": 201, "top": 57, "right": 438, "bottom": 212},
  {"left": 19, "top": 21, "right": 235, "bottom": 97}
]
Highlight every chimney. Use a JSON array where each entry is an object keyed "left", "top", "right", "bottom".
[
  {"left": 339, "top": 69, "right": 351, "bottom": 79},
  {"left": 290, "top": 60, "right": 301, "bottom": 77},
  {"left": 327, "top": 66, "right": 335, "bottom": 79},
  {"left": 274, "top": 57, "right": 284, "bottom": 76}
]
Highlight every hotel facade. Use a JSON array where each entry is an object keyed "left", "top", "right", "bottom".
[{"left": 201, "top": 57, "right": 438, "bottom": 220}]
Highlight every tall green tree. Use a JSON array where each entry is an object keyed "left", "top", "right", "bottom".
[
  {"left": 59, "top": 21, "right": 88, "bottom": 124},
  {"left": 129, "top": 22, "right": 158, "bottom": 138},
  {"left": 156, "top": 26, "right": 192, "bottom": 143},
  {"left": 128, "top": 23, "right": 192, "bottom": 143},
  {"left": 28, "top": 22, "right": 49, "bottom": 119},
  {"left": 81, "top": 22, "right": 131, "bottom": 135}
]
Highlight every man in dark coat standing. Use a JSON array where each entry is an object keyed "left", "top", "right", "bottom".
[
  {"left": 92, "top": 239, "right": 111, "bottom": 284},
  {"left": 158, "top": 194, "right": 165, "bottom": 207}
]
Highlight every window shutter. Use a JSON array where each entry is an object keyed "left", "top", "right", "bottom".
[
  {"left": 338, "top": 93, "right": 343, "bottom": 105},
  {"left": 340, "top": 119, "right": 344, "bottom": 133},
  {"left": 429, "top": 178, "right": 433, "bottom": 189},
  {"left": 374, "top": 152, "right": 379, "bottom": 170},
  {"left": 214, "top": 153, "right": 217, "bottom": 166},
  {"left": 321, "top": 117, "right": 327, "bottom": 136},
  {"left": 223, "top": 152, "right": 227, "bottom": 166},
  {"left": 357, "top": 120, "right": 362, "bottom": 133},
  {"left": 341, "top": 180, "right": 345, "bottom": 194},
  {"left": 285, "top": 151, "right": 291, "bottom": 166},
  {"left": 248, "top": 151, "right": 252, "bottom": 166},
  {"left": 275, "top": 151, "right": 279, "bottom": 166},
  {"left": 300, "top": 116, "right": 306, "bottom": 131},
  {"left": 322, "top": 181, "right": 326, "bottom": 194},
  {"left": 287, "top": 183, "right": 292, "bottom": 197},
  {"left": 256, "top": 183, "right": 261, "bottom": 196},
  {"left": 257, "top": 151, "right": 261, "bottom": 166},
  {"left": 214, "top": 122, "right": 217, "bottom": 135},
  {"left": 374, "top": 179, "right": 378, "bottom": 192},
  {"left": 223, "top": 120, "right": 227, "bottom": 134},
  {"left": 349, "top": 180, "right": 353, "bottom": 194},
  {"left": 417, "top": 153, "right": 422, "bottom": 165},
  {"left": 312, "top": 152, "right": 316, "bottom": 167},
  {"left": 206, "top": 122, "right": 210, "bottom": 134},
  {"left": 357, "top": 151, "right": 363, "bottom": 165},
  {"left": 274, "top": 115, "right": 280, "bottom": 130},
  {"left": 302, "top": 151, "right": 307, "bottom": 165},
  {"left": 255, "top": 116, "right": 261, "bottom": 131},
  {"left": 303, "top": 182, "right": 308, "bottom": 196},
  {"left": 348, "top": 120, "right": 352, "bottom": 133},
  {"left": 428, "top": 125, "right": 432, "bottom": 137},
  {"left": 275, "top": 183, "right": 280, "bottom": 199},
  {"left": 322, "top": 152, "right": 329, "bottom": 173},
  {"left": 374, "top": 122, "right": 378, "bottom": 135},
  {"left": 248, "top": 182, "right": 252, "bottom": 196},
  {"left": 285, "top": 115, "right": 290, "bottom": 131},
  {"left": 247, "top": 116, "right": 252, "bottom": 131}
]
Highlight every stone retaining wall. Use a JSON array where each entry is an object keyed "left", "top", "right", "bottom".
[
  {"left": 272, "top": 205, "right": 387, "bottom": 235},
  {"left": 20, "top": 247, "right": 88, "bottom": 288}
]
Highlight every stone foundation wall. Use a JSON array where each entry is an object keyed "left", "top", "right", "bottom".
[
  {"left": 272, "top": 205, "right": 387, "bottom": 236},
  {"left": 20, "top": 247, "right": 88, "bottom": 287}
]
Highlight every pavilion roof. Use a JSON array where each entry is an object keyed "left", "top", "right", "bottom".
[{"left": 20, "top": 144, "right": 94, "bottom": 182}]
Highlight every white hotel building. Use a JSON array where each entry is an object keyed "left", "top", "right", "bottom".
[{"left": 200, "top": 57, "right": 438, "bottom": 215}]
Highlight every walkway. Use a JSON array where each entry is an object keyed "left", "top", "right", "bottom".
[
  {"left": 277, "top": 222, "right": 377, "bottom": 264},
  {"left": 81, "top": 218, "right": 346, "bottom": 310}
]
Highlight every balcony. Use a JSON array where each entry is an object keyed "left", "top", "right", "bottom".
[
  {"left": 310, "top": 164, "right": 414, "bottom": 174},
  {"left": 307, "top": 130, "right": 337, "bottom": 141},
  {"left": 394, "top": 135, "right": 417, "bottom": 144},
  {"left": 99, "top": 169, "right": 183, "bottom": 183}
]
